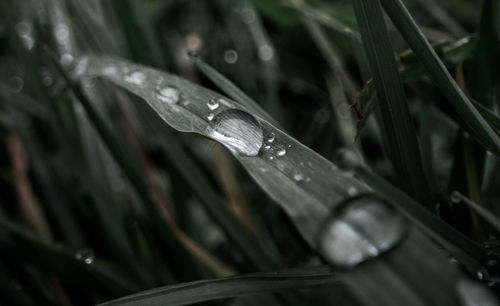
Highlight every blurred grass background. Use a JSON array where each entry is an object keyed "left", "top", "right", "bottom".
[{"left": 0, "top": 0, "right": 499, "bottom": 305}]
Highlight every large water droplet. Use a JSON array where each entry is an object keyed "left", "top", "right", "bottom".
[
  {"left": 316, "top": 196, "right": 408, "bottom": 268},
  {"left": 124, "top": 71, "right": 146, "bottom": 86},
  {"left": 155, "top": 85, "right": 181, "bottom": 104},
  {"left": 75, "top": 249, "right": 95, "bottom": 264},
  {"left": 457, "top": 278, "right": 497, "bottom": 306},
  {"left": 206, "top": 109, "right": 263, "bottom": 156},
  {"left": 207, "top": 98, "right": 219, "bottom": 111}
]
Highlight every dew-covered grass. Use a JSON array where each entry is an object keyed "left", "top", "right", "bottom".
[{"left": 0, "top": 0, "right": 499, "bottom": 305}]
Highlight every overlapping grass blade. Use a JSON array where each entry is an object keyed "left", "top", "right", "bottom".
[
  {"left": 379, "top": 0, "right": 500, "bottom": 155},
  {"left": 97, "top": 267, "right": 337, "bottom": 306},
  {"left": 452, "top": 191, "right": 500, "bottom": 237},
  {"left": 352, "top": 0, "right": 433, "bottom": 206}
]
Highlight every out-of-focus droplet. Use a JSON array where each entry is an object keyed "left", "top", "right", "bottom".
[
  {"left": 206, "top": 109, "right": 263, "bottom": 156},
  {"left": 60, "top": 53, "right": 74, "bottom": 66},
  {"left": 293, "top": 173, "right": 304, "bottom": 182},
  {"left": 316, "top": 196, "right": 408, "bottom": 268},
  {"left": 125, "top": 71, "right": 146, "bottom": 86},
  {"left": 224, "top": 49, "right": 238, "bottom": 64},
  {"left": 8, "top": 76, "right": 24, "bottom": 93},
  {"left": 207, "top": 113, "right": 215, "bottom": 121},
  {"left": 258, "top": 45, "right": 274, "bottom": 61},
  {"left": 75, "top": 249, "right": 95, "bottom": 264}
]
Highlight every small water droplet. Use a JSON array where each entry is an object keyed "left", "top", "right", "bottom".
[
  {"left": 74, "top": 57, "right": 89, "bottom": 75},
  {"left": 54, "top": 23, "right": 69, "bottom": 42},
  {"left": 264, "top": 144, "right": 271, "bottom": 150},
  {"left": 347, "top": 186, "right": 358, "bottom": 196},
  {"left": 75, "top": 249, "right": 95, "bottom": 264},
  {"left": 293, "top": 173, "right": 304, "bottom": 182},
  {"left": 276, "top": 146, "right": 286, "bottom": 156},
  {"left": 207, "top": 113, "right": 215, "bottom": 121},
  {"left": 306, "top": 177, "right": 311, "bottom": 182},
  {"left": 269, "top": 156, "right": 274, "bottom": 160},
  {"left": 457, "top": 278, "right": 497, "bottom": 306},
  {"left": 206, "top": 109, "right": 263, "bottom": 156},
  {"left": 224, "top": 49, "right": 238, "bottom": 64},
  {"left": 155, "top": 85, "right": 181, "bottom": 104},
  {"left": 125, "top": 71, "right": 146, "bottom": 86},
  {"left": 60, "top": 53, "right": 74, "bottom": 66},
  {"left": 103, "top": 65, "right": 118, "bottom": 76},
  {"left": 207, "top": 98, "right": 219, "bottom": 111},
  {"left": 8, "top": 76, "right": 24, "bottom": 93},
  {"left": 316, "top": 196, "right": 408, "bottom": 268},
  {"left": 287, "top": 144, "right": 292, "bottom": 148},
  {"left": 266, "top": 133, "right": 275, "bottom": 143},
  {"left": 258, "top": 45, "right": 274, "bottom": 61},
  {"left": 450, "top": 191, "right": 461, "bottom": 203}
]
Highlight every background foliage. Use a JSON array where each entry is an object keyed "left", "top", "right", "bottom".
[{"left": 0, "top": 0, "right": 499, "bottom": 305}]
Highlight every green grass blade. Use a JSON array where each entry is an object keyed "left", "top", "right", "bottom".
[
  {"left": 352, "top": 0, "right": 433, "bottom": 206},
  {"left": 452, "top": 191, "right": 500, "bottom": 237},
  {"left": 75, "top": 56, "right": 370, "bottom": 245},
  {"left": 379, "top": 0, "right": 500, "bottom": 155},
  {"left": 97, "top": 267, "right": 337, "bottom": 306}
]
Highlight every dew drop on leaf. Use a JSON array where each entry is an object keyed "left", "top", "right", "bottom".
[
  {"left": 206, "top": 109, "right": 263, "bottom": 156},
  {"left": 316, "top": 196, "right": 408, "bottom": 268},
  {"left": 207, "top": 98, "right": 219, "bottom": 111},
  {"left": 293, "top": 173, "right": 304, "bottom": 182},
  {"left": 124, "top": 71, "right": 146, "bottom": 86},
  {"left": 266, "top": 133, "right": 275, "bottom": 143},
  {"left": 155, "top": 85, "right": 181, "bottom": 104},
  {"left": 276, "top": 145, "right": 286, "bottom": 157}
]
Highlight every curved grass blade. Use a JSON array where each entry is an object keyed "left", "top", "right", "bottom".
[
  {"left": 97, "top": 267, "right": 337, "bottom": 306},
  {"left": 451, "top": 191, "right": 500, "bottom": 238},
  {"left": 379, "top": 0, "right": 500, "bottom": 155},
  {"left": 75, "top": 56, "right": 370, "bottom": 245},
  {"left": 352, "top": 0, "right": 433, "bottom": 207},
  {"left": 73, "top": 56, "right": 492, "bottom": 268}
]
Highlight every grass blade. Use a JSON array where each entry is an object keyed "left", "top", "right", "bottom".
[
  {"left": 352, "top": 0, "right": 433, "bottom": 206},
  {"left": 452, "top": 191, "right": 500, "bottom": 237},
  {"left": 379, "top": 0, "right": 500, "bottom": 155},
  {"left": 97, "top": 267, "right": 337, "bottom": 306}
]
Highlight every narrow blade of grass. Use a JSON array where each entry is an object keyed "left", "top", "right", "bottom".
[
  {"left": 452, "top": 191, "right": 500, "bottom": 238},
  {"left": 97, "top": 267, "right": 337, "bottom": 306},
  {"left": 379, "top": 0, "right": 500, "bottom": 155},
  {"left": 352, "top": 0, "right": 433, "bottom": 207}
]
